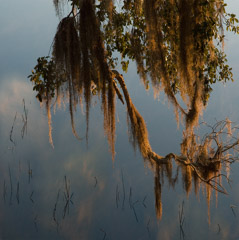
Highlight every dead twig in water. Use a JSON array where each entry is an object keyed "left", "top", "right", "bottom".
[
  {"left": 8, "top": 166, "right": 13, "bottom": 205},
  {"left": 142, "top": 195, "right": 147, "bottom": 208},
  {"left": 53, "top": 190, "right": 60, "bottom": 221},
  {"left": 100, "top": 228, "right": 107, "bottom": 240},
  {"left": 34, "top": 215, "right": 38, "bottom": 232},
  {"left": 30, "top": 191, "right": 34, "bottom": 203},
  {"left": 28, "top": 161, "right": 33, "bottom": 184},
  {"left": 129, "top": 187, "right": 132, "bottom": 208},
  {"left": 116, "top": 184, "right": 120, "bottom": 209},
  {"left": 63, "top": 176, "right": 74, "bottom": 219},
  {"left": 179, "top": 201, "right": 185, "bottom": 240},
  {"left": 94, "top": 176, "right": 98, "bottom": 188},
  {"left": 147, "top": 218, "right": 151, "bottom": 238},
  {"left": 9, "top": 112, "right": 17, "bottom": 147},
  {"left": 132, "top": 201, "right": 139, "bottom": 223},
  {"left": 53, "top": 189, "right": 60, "bottom": 232},
  {"left": 230, "top": 204, "right": 237, "bottom": 218},
  {"left": 121, "top": 169, "right": 125, "bottom": 210},
  {"left": 3, "top": 180, "right": 7, "bottom": 204},
  {"left": 21, "top": 99, "right": 28, "bottom": 139},
  {"left": 217, "top": 223, "right": 221, "bottom": 234},
  {"left": 16, "top": 182, "right": 20, "bottom": 204},
  {"left": 127, "top": 186, "right": 139, "bottom": 222}
]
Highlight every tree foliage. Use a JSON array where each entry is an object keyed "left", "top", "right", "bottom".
[
  {"left": 29, "top": 0, "right": 239, "bottom": 151},
  {"left": 29, "top": 0, "right": 239, "bottom": 211}
]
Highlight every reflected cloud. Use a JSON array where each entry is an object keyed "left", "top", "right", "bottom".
[{"left": 0, "top": 76, "right": 30, "bottom": 117}]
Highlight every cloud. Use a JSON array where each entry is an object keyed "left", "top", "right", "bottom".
[{"left": 0, "top": 75, "right": 31, "bottom": 116}]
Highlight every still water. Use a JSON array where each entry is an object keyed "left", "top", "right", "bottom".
[{"left": 1, "top": 1, "right": 239, "bottom": 239}]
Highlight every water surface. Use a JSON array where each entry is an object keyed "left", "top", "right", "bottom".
[{"left": 1, "top": 1, "right": 239, "bottom": 239}]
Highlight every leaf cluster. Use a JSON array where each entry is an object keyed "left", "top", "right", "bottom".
[{"left": 28, "top": 57, "right": 66, "bottom": 102}]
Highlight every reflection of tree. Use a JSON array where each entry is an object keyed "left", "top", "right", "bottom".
[{"left": 29, "top": 0, "right": 239, "bottom": 219}]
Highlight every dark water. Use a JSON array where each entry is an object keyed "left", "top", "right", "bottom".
[{"left": 1, "top": 1, "right": 239, "bottom": 239}]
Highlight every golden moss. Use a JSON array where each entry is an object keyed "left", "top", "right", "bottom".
[
  {"left": 51, "top": 0, "right": 117, "bottom": 157},
  {"left": 29, "top": 0, "right": 238, "bottom": 223},
  {"left": 48, "top": 0, "right": 230, "bottom": 160}
]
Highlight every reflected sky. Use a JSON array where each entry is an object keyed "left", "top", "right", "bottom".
[{"left": 1, "top": 1, "right": 239, "bottom": 240}]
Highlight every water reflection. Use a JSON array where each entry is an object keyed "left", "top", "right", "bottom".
[
  {"left": 25, "top": 0, "right": 239, "bottom": 237},
  {"left": 8, "top": 1, "right": 237, "bottom": 239}
]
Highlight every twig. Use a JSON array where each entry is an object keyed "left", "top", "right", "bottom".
[
  {"left": 34, "top": 215, "right": 38, "bottom": 232},
  {"left": 9, "top": 112, "right": 17, "bottom": 147},
  {"left": 53, "top": 190, "right": 60, "bottom": 221},
  {"left": 129, "top": 187, "right": 132, "bottom": 208},
  {"left": 131, "top": 200, "right": 139, "bottom": 223},
  {"left": 21, "top": 99, "right": 28, "bottom": 139},
  {"left": 3, "top": 180, "right": 7, "bottom": 204},
  {"left": 94, "top": 176, "right": 98, "bottom": 188},
  {"left": 179, "top": 201, "right": 185, "bottom": 240},
  {"left": 222, "top": 140, "right": 239, "bottom": 153},
  {"left": 147, "top": 218, "right": 151, "bottom": 238},
  {"left": 121, "top": 169, "right": 125, "bottom": 210},
  {"left": 8, "top": 166, "right": 12, "bottom": 205},
  {"left": 127, "top": 186, "right": 139, "bottom": 222},
  {"left": 116, "top": 184, "right": 120, "bottom": 209},
  {"left": 28, "top": 161, "right": 33, "bottom": 184},
  {"left": 63, "top": 176, "right": 74, "bottom": 219},
  {"left": 142, "top": 195, "right": 147, "bottom": 208},
  {"left": 16, "top": 182, "right": 20, "bottom": 204},
  {"left": 30, "top": 191, "right": 34, "bottom": 203},
  {"left": 132, "top": 204, "right": 139, "bottom": 223},
  {"left": 100, "top": 228, "right": 107, "bottom": 240},
  {"left": 53, "top": 189, "right": 60, "bottom": 232},
  {"left": 230, "top": 205, "right": 237, "bottom": 218}
]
